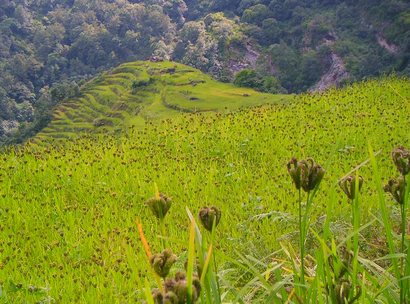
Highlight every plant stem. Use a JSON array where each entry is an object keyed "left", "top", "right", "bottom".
[
  {"left": 159, "top": 212, "right": 166, "bottom": 249},
  {"left": 400, "top": 174, "right": 406, "bottom": 304},
  {"left": 299, "top": 188, "right": 305, "bottom": 286},
  {"left": 213, "top": 251, "right": 221, "bottom": 297}
]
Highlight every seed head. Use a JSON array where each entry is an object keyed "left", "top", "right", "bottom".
[
  {"left": 198, "top": 206, "right": 221, "bottom": 232},
  {"left": 153, "top": 271, "right": 201, "bottom": 303},
  {"left": 287, "top": 157, "right": 325, "bottom": 192},
  {"left": 300, "top": 158, "right": 326, "bottom": 192},
  {"left": 384, "top": 176, "right": 407, "bottom": 205},
  {"left": 146, "top": 193, "right": 172, "bottom": 219},
  {"left": 287, "top": 157, "right": 304, "bottom": 190},
  {"left": 150, "top": 249, "right": 177, "bottom": 278},
  {"left": 163, "top": 292, "right": 179, "bottom": 304},
  {"left": 392, "top": 146, "right": 410, "bottom": 176},
  {"left": 338, "top": 175, "right": 364, "bottom": 200}
]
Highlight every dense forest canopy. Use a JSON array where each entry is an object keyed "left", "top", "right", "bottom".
[{"left": 0, "top": 0, "right": 409, "bottom": 143}]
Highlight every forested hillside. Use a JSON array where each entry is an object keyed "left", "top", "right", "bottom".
[{"left": 1, "top": 0, "right": 409, "bottom": 143}]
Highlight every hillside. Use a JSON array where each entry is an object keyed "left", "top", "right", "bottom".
[
  {"left": 1, "top": 0, "right": 410, "bottom": 144},
  {"left": 33, "top": 60, "right": 288, "bottom": 144},
  {"left": 0, "top": 77, "right": 409, "bottom": 302}
]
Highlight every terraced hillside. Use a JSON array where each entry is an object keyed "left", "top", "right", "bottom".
[{"left": 34, "top": 61, "right": 289, "bottom": 143}]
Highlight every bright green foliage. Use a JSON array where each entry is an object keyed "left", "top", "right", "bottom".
[
  {"left": 0, "top": 77, "right": 409, "bottom": 302},
  {"left": 31, "top": 61, "right": 288, "bottom": 145}
]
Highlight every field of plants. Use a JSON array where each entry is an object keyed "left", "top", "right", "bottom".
[
  {"left": 0, "top": 76, "right": 410, "bottom": 303},
  {"left": 34, "top": 61, "right": 288, "bottom": 145}
]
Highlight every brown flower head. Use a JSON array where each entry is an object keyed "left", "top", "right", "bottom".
[
  {"left": 287, "top": 157, "right": 304, "bottom": 190},
  {"left": 146, "top": 193, "right": 172, "bottom": 219},
  {"left": 392, "top": 146, "right": 410, "bottom": 176},
  {"left": 384, "top": 176, "right": 407, "bottom": 205},
  {"left": 150, "top": 249, "right": 177, "bottom": 278},
  {"left": 338, "top": 175, "right": 364, "bottom": 200},
  {"left": 287, "top": 157, "right": 326, "bottom": 192},
  {"left": 198, "top": 206, "right": 221, "bottom": 232},
  {"left": 159, "top": 271, "right": 201, "bottom": 303}
]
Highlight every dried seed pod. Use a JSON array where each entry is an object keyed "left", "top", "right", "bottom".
[
  {"left": 339, "top": 175, "right": 364, "bottom": 200},
  {"left": 150, "top": 249, "right": 177, "bottom": 278},
  {"left": 384, "top": 176, "right": 407, "bottom": 205},
  {"left": 198, "top": 206, "right": 221, "bottom": 232},
  {"left": 146, "top": 193, "right": 172, "bottom": 219},
  {"left": 392, "top": 146, "right": 410, "bottom": 176}
]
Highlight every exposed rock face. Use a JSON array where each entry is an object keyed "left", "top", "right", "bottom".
[
  {"left": 362, "top": 19, "right": 400, "bottom": 55},
  {"left": 228, "top": 60, "right": 249, "bottom": 75},
  {"left": 227, "top": 43, "right": 260, "bottom": 75},
  {"left": 376, "top": 33, "right": 399, "bottom": 55},
  {"left": 1, "top": 120, "right": 19, "bottom": 134},
  {"left": 244, "top": 44, "right": 259, "bottom": 68},
  {"left": 311, "top": 53, "right": 349, "bottom": 92}
]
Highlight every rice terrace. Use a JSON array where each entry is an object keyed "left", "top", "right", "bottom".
[{"left": 1, "top": 1, "right": 410, "bottom": 303}]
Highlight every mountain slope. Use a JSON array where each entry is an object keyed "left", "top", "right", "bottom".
[
  {"left": 1, "top": 0, "right": 409, "bottom": 144},
  {"left": 33, "top": 60, "right": 289, "bottom": 143}
]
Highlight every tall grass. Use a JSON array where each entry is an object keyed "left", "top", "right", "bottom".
[
  {"left": 0, "top": 76, "right": 409, "bottom": 302},
  {"left": 138, "top": 145, "right": 409, "bottom": 303}
]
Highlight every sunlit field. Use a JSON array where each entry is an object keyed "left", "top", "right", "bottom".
[
  {"left": 1, "top": 76, "right": 410, "bottom": 303},
  {"left": 34, "top": 61, "right": 289, "bottom": 144}
]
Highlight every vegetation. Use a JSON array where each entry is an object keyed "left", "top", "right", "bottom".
[
  {"left": 1, "top": 0, "right": 410, "bottom": 143},
  {"left": 29, "top": 60, "right": 288, "bottom": 145},
  {"left": 0, "top": 76, "right": 409, "bottom": 302}
]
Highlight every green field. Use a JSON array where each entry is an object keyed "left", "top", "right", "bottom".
[
  {"left": 34, "top": 61, "right": 289, "bottom": 144},
  {"left": 1, "top": 74, "right": 410, "bottom": 303}
]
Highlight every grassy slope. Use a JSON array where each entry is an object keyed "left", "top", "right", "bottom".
[
  {"left": 0, "top": 77, "right": 410, "bottom": 302},
  {"left": 34, "top": 61, "right": 288, "bottom": 144}
]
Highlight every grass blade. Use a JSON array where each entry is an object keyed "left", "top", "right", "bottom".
[
  {"left": 136, "top": 218, "right": 163, "bottom": 294},
  {"left": 368, "top": 143, "right": 400, "bottom": 278},
  {"left": 187, "top": 219, "right": 196, "bottom": 304},
  {"left": 144, "top": 279, "right": 155, "bottom": 304}
]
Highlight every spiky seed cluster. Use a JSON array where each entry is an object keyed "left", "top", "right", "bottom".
[
  {"left": 287, "top": 157, "right": 326, "bottom": 192},
  {"left": 150, "top": 249, "right": 177, "bottom": 278},
  {"left": 146, "top": 193, "right": 172, "bottom": 219},
  {"left": 338, "top": 175, "right": 364, "bottom": 200},
  {"left": 392, "top": 146, "right": 410, "bottom": 176},
  {"left": 152, "top": 271, "right": 201, "bottom": 304},
  {"left": 384, "top": 177, "right": 407, "bottom": 205},
  {"left": 198, "top": 206, "right": 221, "bottom": 232},
  {"left": 334, "top": 280, "right": 362, "bottom": 304}
]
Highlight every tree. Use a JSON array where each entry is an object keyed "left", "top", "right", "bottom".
[
  {"left": 180, "top": 21, "right": 205, "bottom": 43},
  {"left": 262, "top": 18, "right": 282, "bottom": 45},
  {"left": 241, "top": 5, "right": 271, "bottom": 26},
  {"left": 234, "top": 69, "right": 263, "bottom": 90}
]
